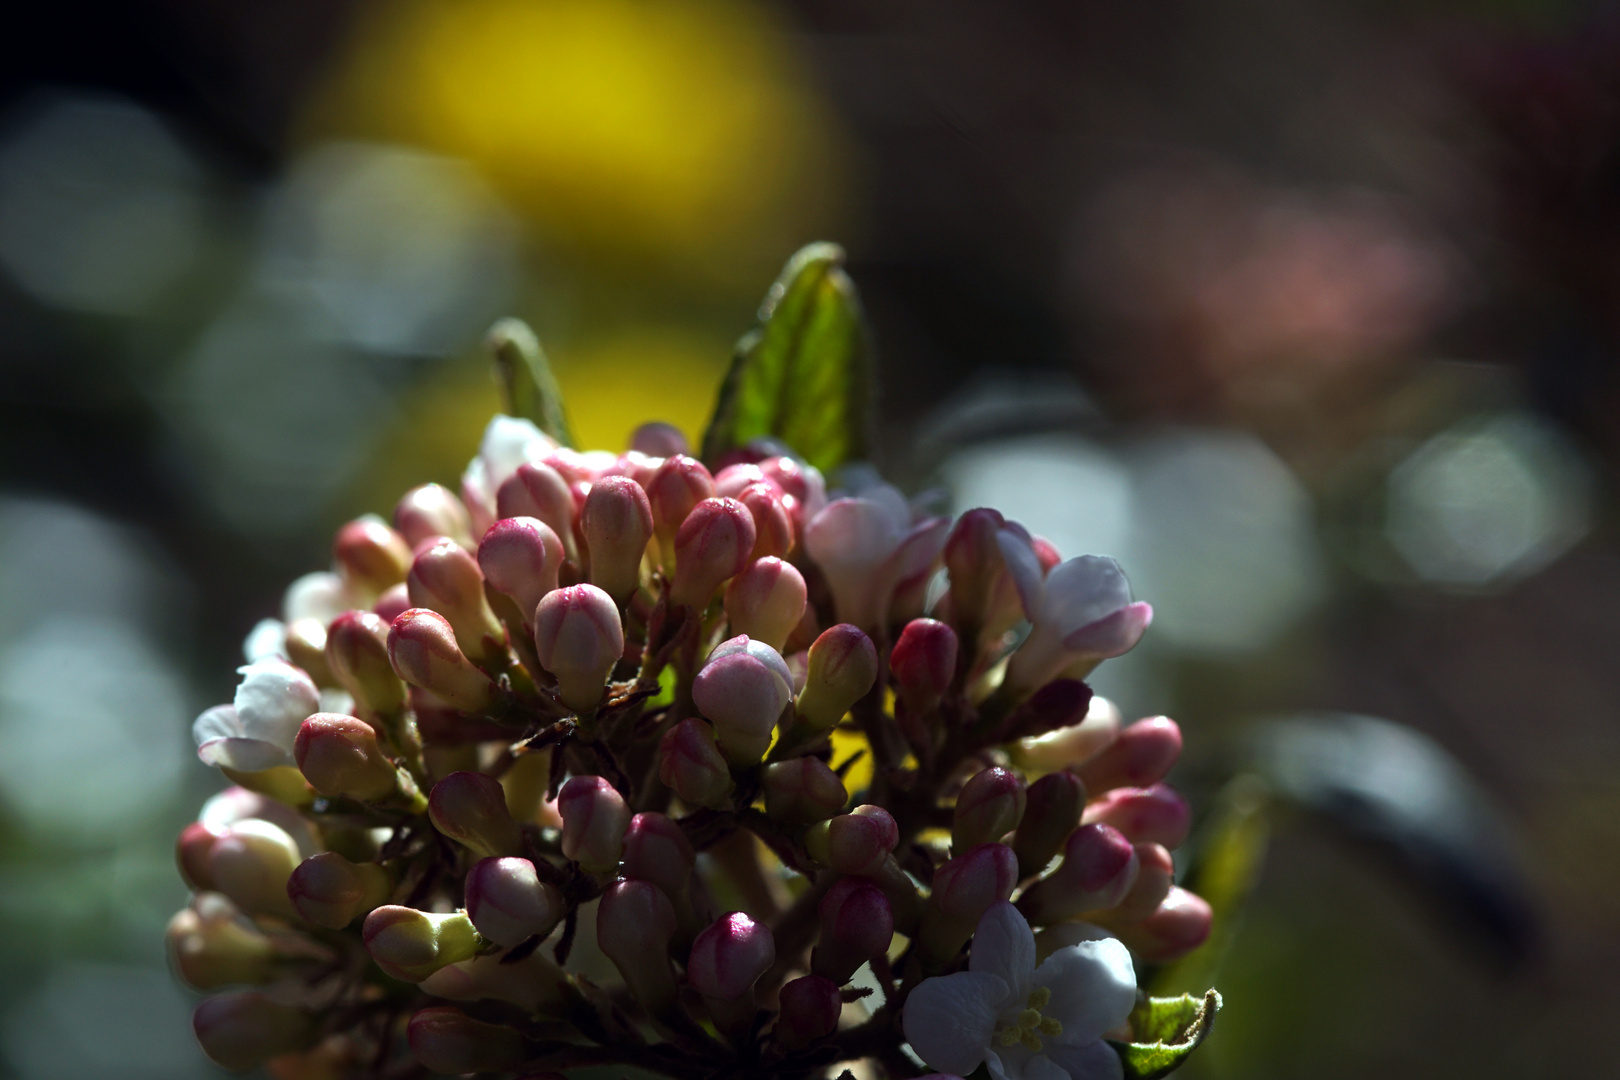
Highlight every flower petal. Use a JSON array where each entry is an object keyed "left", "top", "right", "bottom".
[
  {"left": 996, "top": 529, "right": 1045, "bottom": 621},
  {"left": 197, "top": 735, "right": 292, "bottom": 772},
  {"left": 479, "top": 415, "right": 556, "bottom": 489},
  {"left": 969, "top": 901, "right": 1036, "bottom": 1004},
  {"left": 1038, "top": 557, "right": 1132, "bottom": 638},
  {"left": 1044, "top": 1039, "right": 1124, "bottom": 1080},
  {"left": 192, "top": 704, "right": 242, "bottom": 746},
  {"left": 242, "top": 618, "right": 288, "bottom": 663},
  {"left": 282, "top": 571, "right": 348, "bottom": 625},
  {"left": 903, "top": 970, "right": 1008, "bottom": 1076},
  {"left": 1061, "top": 602, "right": 1152, "bottom": 659},
  {"left": 1023, "top": 1055, "right": 1074, "bottom": 1080},
  {"left": 233, "top": 659, "right": 319, "bottom": 753},
  {"left": 1034, "top": 938, "right": 1137, "bottom": 1045}
]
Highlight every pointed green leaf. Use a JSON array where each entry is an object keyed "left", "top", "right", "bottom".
[
  {"left": 700, "top": 242, "right": 872, "bottom": 473},
  {"left": 1109, "top": 989, "right": 1222, "bottom": 1080},
  {"left": 486, "top": 317, "right": 574, "bottom": 447}
]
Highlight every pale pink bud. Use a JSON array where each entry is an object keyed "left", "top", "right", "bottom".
[
  {"left": 1083, "top": 783, "right": 1191, "bottom": 849},
  {"left": 1109, "top": 842, "right": 1176, "bottom": 922},
  {"left": 693, "top": 635, "right": 793, "bottom": 764},
  {"left": 890, "top": 618, "right": 958, "bottom": 717},
  {"left": 621, "top": 812, "right": 695, "bottom": 897},
  {"left": 581, "top": 475, "right": 654, "bottom": 603},
  {"left": 714, "top": 462, "right": 771, "bottom": 498},
  {"left": 805, "top": 492, "right": 948, "bottom": 630},
  {"left": 1076, "top": 716, "right": 1183, "bottom": 792},
  {"left": 374, "top": 583, "right": 410, "bottom": 624},
  {"left": 943, "top": 508, "right": 1008, "bottom": 630},
  {"left": 658, "top": 718, "right": 733, "bottom": 810},
  {"left": 167, "top": 895, "right": 275, "bottom": 989},
  {"left": 193, "top": 992, "right": 312, "bottom": 1071},
  {"left": 928, "top": 842, "right": 1019, "bottom": 922},
  {"left": 688, "top": 911, "right": 775, "bottom": 1001},
  {"left": 281, "top": 618, "right": 334, "bottom": 688},
  {"left": 1016, "top": 823, "right": 1139, "bottom": 925},
  {"left": 325, "top": 611, "right": 406, "bottom": 715},
  {"left": 334, "top": 516, "right": 411, "bottom": 595},
  {"left": 286, "top": 852, "right": 391, "bottom": 929},
  {"left": 465, "top": 857, "right": 565, "bottom": 946},
  {"left": 1011, "top": 770, "right": 1085, "bottom": 878},
  {"left": 208, "top": 819, "right": 301, "bottom": 919},
  {"left": 362, "top": 906, "right": 482, "bottom": 982},
  {"left": 670, "top": 497, "right": 755, "bottom": 609},
  {"left": 532, "top": 584, "right": 624, "bottom": 713},
  {"left": 407, "top": 1007, "right": 527, "bottom": 1074},
  {"left": 774, "top": 974, "right": 841, "bottom": 1050},
  {"left": 387, "top": 608, "right": 499, "bottom": 713},
  {"left": 428, "top": 771, "right": 523, "bottom": 858},
  {"left": 495, "top": 461, "right": 575, "bottom": 547},
  {"left": 407, "top": 537, "right": 504, "bottom": 665},
  {"left": 795, "top": 624, "right": 879, "bottom": 730},
  {"left": 758, "top": 456, "right": 826, "bottom": 527},
  {"left": 294, "top": 714, "right": 399, "bottom": 803},
  {"left": 176, "top": 821, "right": 220, "bottom": 891},
  {"left": 952, "top": 766, "right": 1027, "bottom": 851},
  {"left": 1011, "top": 694, "right": 1122, "bottom": 771},
  {"left": 1005, "top": 556, "right": 1153, "bottom": 696},
  {"left": 804, "top": 805, "right": 898, "bottom": 876},
  {"left": 813, "top": 878, "right": 893, "bottom": 984},
  {"left": 558, "top": 775, "right": 631, "bottom": 873},
  {"left": 1110, "top": 886, "right": 1213, "bottom": 962},
  {"left": 611, "top": 449, "right": 663, "bottom": 489},
  {"left": 762, "top": 755, "right": 848, "bottom": 824},
  {"left": 735, "top": 481, "right": 794, "bottom": 559},
  {"left": 648, "top": 455, "right": 716, "bottom": 566},
  {"left": 631, "top": 421, "right": 689, "bottom": 458},
  {"left": 395, "top": 483, "right": 474, "bottom": 548},
  {"left": 596, "top": 879, "right": 679, "bottom": 1013},
  {"left": 723, "top": 557, "right": 806, "bottom": 652},
  {"left": 478, "top": 516, "right": 564, "bottom": 622},
  {"left": 542, "top": 447, "right": 610, "bottom": 485}
]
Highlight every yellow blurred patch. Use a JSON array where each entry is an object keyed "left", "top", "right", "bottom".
[
  {"left": 549, "top": 326, "right": 727, "bottom": 453},
  {"left": 830, "top": 726, "right": 874, "bottom": 802}
]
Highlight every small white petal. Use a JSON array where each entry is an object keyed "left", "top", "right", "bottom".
[
  {"left": 197, "top": 736, "right": 292, "bottom": 772},
  {"left": 233, "top": 659, "right": 318, "bottom": 753},
  {"left": 1022, "top": 1055, "right": 1074, "bottom": 1080},
  {"left": 242, "top": 618, "right": 288, "bottom": 662},
  {"left": 1044, "top": 1039, "right": 1124, "bottom": 1080},
  {"left": 282, "top": 572, "right": 348, "bottom": 625},
  {"left": 996, "top": 529, "right": 1045, "bottom": 621},
  {"left": 1033, "top": 922, "right": 1112, "bottom": 964},
  {"left": 192, "top": 704, "right": 243, "bottom": 746},
  {"left": 902, "top": 970, "right": 1008, "bottom": 1076},
  {"left": 969, "top": 902, "right": 1036, "bottom": 1004},
  {"left": 479, "top": 415, "right": 555, "bottom": 488},
  {"left": 1034, "top": 938, "right": 1137, "bottom": 1045},
  {"left": 1038, "top": 557, "right": 1132, "bottom": 638}
]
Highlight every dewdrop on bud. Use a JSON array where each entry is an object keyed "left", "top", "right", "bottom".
[
  {"left": 597, "top": 880, "right": 680, "bottom": 1016},
  {"left": 363, "top": 907, "right": 482, "bottom": 982},
  {"left": 631, "top": 421, "right": 688, "bottom": 458},
  {"left": 723, "top": 557, "right": 806, "bottom": 652},
  {"left": 693, "top": 635, "right": 793, "bottom": 765},
  {"left": 407, "top": 1008, "right": 527, "bottom": 1075},
  {"left": 1083, "top": 783, "right": 1192, "bottom": 849},
  {"left": 795, "top": 624, "right": 879, "bottom": 730},
  {"left": 557, "top": 775, "right": 630, "bottom": 873},
  {"left": 294, "top": 715, "right": 399, "bottom": 803},
  {"left": 465, "top": 857, "right": 564, "bottom": 946},
  {"left": 952, "top": 766, "right": 1027, "bottom": 851},
  {"left": 813, "top": 878, "right": 894, "bottom": 984},
  {"left": 286, "top": 852, "right": 391, "bottom": 929},
  {"left": 804, "top": 805, "right": 898, "bottom": 876},
  {"left": 387, "top": 608, "right": 499, "bottom": 714},
  {"left": 670, "top": 497, "right": 754, "bottom": 609},
  {"left": 1016, "top": 823, "right": 1139, "bottom": 926},
  {"left": 917, "top": 842, "right": 1018, "bottom": 966},
  {"left": 428, "top": 771, "right": 523, "bottom": 858},
  {"left": 325, "top": 612, "right": 405, "bottom": 716},
  {"left": 532, "top": 584, "right": 624, "bottom": 713},
  {"left": 622, "top": 812, "right": 695, "bottom": 897},
  {"left": 407, "top": 538, "right": 504, "bottom": 665},
  {"left": 193, "top": 992, "right": 313, "bottom": 1071},
  {"left": 1077, "top": 717, "right": 1183, "bottom": 792},
  {"left": 736, "top": 482, "right": 794, "bottom": 559},
  {"left": 208, "top": 819, "right": 301, "bottom": 920},
  {"left": 774, "top": 974, "right": 841, "bottom": 1051},
  {"left": 478, "top": 516, "right": 564, "bottom": 623},
  {"left": 762, "top": 756, "right": 848, "bottom": 824},
  {"left": 688, "top": 911, "right": 775, "bottom": 1042},
  {"left": 167, "top": 895, "right": 276, "bottom": 989},
  {"left": 648, "top": 455, "right": 716, "bottom": 568},
  {"left": 581, "top": 476, "right": 654, "bottom": 604},
  {"left": 394, "top": 483, "right": 473, "bottom": 548},
  {"left": 1011, "top": 770, "right": 1085, "bottom": 878},
  {"left": 333, "top": 516, "right": 411, "bottom": 595},
  {"left": 495, "top": 462, "right": 575, "bottom": 547},
  {"left": 891, "top": 618, "right": 958, "bottom": 717},
  {"left": 658, "top": 718, "right": 733, "bottom": 810}
]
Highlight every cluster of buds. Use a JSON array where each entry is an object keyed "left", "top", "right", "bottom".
[{"left": 171, "top": 327, "right": 1210, "bottom": 1080}]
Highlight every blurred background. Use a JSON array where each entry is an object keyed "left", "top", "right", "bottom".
[{"left": 1, "top": 0, "right": 1617, "bottom": 1076}]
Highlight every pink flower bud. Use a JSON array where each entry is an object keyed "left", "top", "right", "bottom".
[
  {"left": 1076, "top": 716, "right": 1183, "bottom": 793},
  {"left": 952, "top": 766, "right": 1027, "bottom": 851},
  {"left": 773, "top": 974, "right": 841, "bottom": 1050},
  {"left": 387, "top": 608, "right": 499, "bottom": 713},
  {"left": 1108, "top": 843, "right": 1176, "bottom": 923},
  {"left": 795, "top": 624, "right": 879, "bottom": 730},
  {"left": 804, "top": 805, "right": 898, "bottom": 876},
  {"left": 1011, "top": 695, "right": 1121, "bottom": 771},
  {"left": 374, "top": 582, "right": 410, "bottom": 624},
  {"left": 1016, "top": 823, "right": 1139, "bottom": 925},
  {"left": 647, "top": 455, "right": 716, "bottom": 567},
  {"left": 997, "top": 678, "right": 1095, "bottom": 745},
  {"left": 916, "top": 842, "right": 1018, "bottom": 966},
  {"left": 631, "top": 421, "right": 689, "bottom": 458},
  {"left": 890, "top": 618, "right": 958, "bottom": 717},
  {"left": 558, "top": 775, "right": 631, "bottom": 873},
  {"left": 670, "top": 497, "right": 755, "bottom": 609},
  {"left": 762, "top": 755, "right": 848, "bottom": 824},
  {"left": 478, "top": 516, "right": 564, "bottom": 622},
  {"left": 758, "top": 456, "right": 826, "bottom": 526},
  {"left": 943, "top": 508, "right": 1008, "bottom": 629},
  {"left": 581, "top": 475, "right": 654, "bottom": 603},
  {"left": 286, "top": 851, "right": 391, "bottom": 929},
  {"left": 193, "top": 992, "right": 313, "bottom": 1071},
  {"left": 294, "top": 714, "right": 399, "bottom": 803},
  {"left": 714, "top": 462, "right": 771, "bottom": 498},
  {"left": 532, "top": 584, "right": 624, "bottom": 713},
  {"left": 465, "top": 857, "right": 565, "bottom": 946},
  {"left": 428, "top": 771, "right": 523, "bottom": 858},
  {"left": 611, "top": 449, "right": 663, "bottom": 489},
  {"left": 735, "top": 481, "right": 794, "bottom": 559},
  {"left": 596, "top": 879, "right": 679, "bottom": 1014},
  {"left": 208, "top": 819, "right": 301, "bottom": 919},
  {"left": 658, "top": 718, "right": 733, "bottom": 810},
  {"left": 394, "top": 483, "right": 474, "bottom": 548},
  {"left": 281, "top": 618, "right": 334, "bottom": 688},
  {"left": 621, "top": 812, "right": 695, "bottom": 897},
  {"left": 167, "top": 895, "right": 276, "bottom": 989},
  {"left": 1011, "top": 770, "right": 1085, "bottom": 878},
  {"left": 495, "top": 461, "right": 575, "bottom": 546},
  {"left": 693, "top": 635, "right": 793, "bottom": 764},
  {"left": 1005, "top": 556, "right": 1152, "bottom": 696},
  {"left": 363, "top": 906, "right": 482, "bottom": 982},
  {"left": 407, "top": 1007, "right": 527, "bottom": 1074},
  {"left": 688, "top": 911, "right": 775, "bottom": 1001},
  {"left": 1083, "top": 783, "right": 1191, "bottom": 849},
  {"left": 176, "top": 821, "right": 220, "bottom": 891},
  {"left": 407, "top": 537, "right": 505, "bottom": 665},
  {"left": 325, "top": 611, "right": 406, "bottom": 715},
  {"left": 723, "top": 557, "right": 806, "bottom": 652},
  {"left": 1109, "top": 886, "right": 1213, "bottom": 962},
  {"left": 813, "top": 878, "right": 894, "bottom": 984},
  {"left": 333, "top": 516, "right": 411, "bottom": 595}
]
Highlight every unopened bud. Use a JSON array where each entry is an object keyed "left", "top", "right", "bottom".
[
  {"left": 917, "top": 843, "right": 1018, "bottom": 966},
  {"left": 581, "top": 476, "right": 654, "bottom": 604},
  {"left": 621, "top": 812, "right": 694, "bottom": 897},
  {"left": 773, "top": 974, "right": 841, "bottom": 1050},
  {"left": 952, "top": 766, "right": 1026, "bottom": 851},
  {"left": 374, "top": 583, "right": 410, "bottom": 624},
  {"left": 891, "top": 618, "right": 958, "bottom": 717},
  {"left": 294, "top": 715, "right": 399, "bottom": 803},
  {"left": 762, "top": 756, "right": 848, "bottom": 824},
  {"left": 177, "top": 821, "right": 220, "bottom": 891},
  {"left": 465, "top": 857, "right": 565, "bottom": 946},
  {"left": 1106, "top": 886, "right": 1212, "bottom": 962},
  {"left": 713, "top": 463, "right": 770, "bottom": 498},
  {"left": 1010, "top": 694, "right": 1122, "bottom": 771},
  {"left": 693, "top": 635, "right": 793, "bottom": 764},
  {"left": 658, "top": 718, "right": 733, "bottom": 810},
  {"left": 597, "top": 879, "right": 680, "bottom": 1015},
  {"left": 689, "top": 910, "right": 775, "bottom": 1001},
  {"left": 943, "top": 508, "right": 1007, "bottom": 630},
  {"left": 282, "top": 619, "right": 334, "bottom": 687},
  {"left": 758, "top": 456, "right": 825, "bottom": 526},
  {"left": 387, "top": 608, "right": 499, "bottom": 714},
  {"left": 735, "top": 482, "right": 794, "bottom": 560},
  {"left": 193, "top": 992, "right": 313, "bottom": 1071},
  {"left": 428, "top": 771, "right": 523, "bottom": 858},
  {"left": 495, "top": 461, "right": 575, "bottom": 546},
  {"left": 557, "top": 775, "right": 630, "bottom": 873},
  {"left": 363, "top": 906, "right": 482, "bottom": 982},
  {"left": 1107, "top": 842, "right": 1176, "bottom": 923},
  {"left": 167, "top": 895, "right": 276, "bottom": 989},
  {"left": 334, "top": 516, "right": 411, "bottom": 595},
  {"left": 647, "top": 455, "right": 716, "bottom": 568},
  {"left": 723, "top": 557, "right": 807, "bottom": 652},
  {"left": 325, "top": 612, "right": 406, "bottom": 715},
  {"left": 1011, "top": 770, "right": 1085, "bottom": 878},
  {"left": 813, "top": 878, "right": 893, "bottom": 984},
  {"left": 1083, "top": 783, "right": 1191, "bottom": 849},
  {"left": 1076, "top": 717, "right": 1183, "bottom": 793},
  {"left": 286, "top": 852, "right": 391, "bottom": 929},
  {"left": 804, "top": 805, "right": 898, "bottom": 876},
  {"left": 407, "top": 538, "right": 504, "bottom": 665},
  {"left": 1016, "top": 823, "right": 1139, "bottom": 926},
  {"left": 478, "top": 516, "right": 564, "bottom": 622},
  {"left": 394, "top": 483, "right": 473, "bottom": 548},
  {"left": 670, "top": 497, "right": 754, "bottom": 609},
  {"left": 532, "top": 584, "right": 624, "bottom": 713},
  {"left": 208, "top": 819, "right": 301, "bottom": 920},
  {"left": 419, "top": 950, "right": 576, "bottom": 1015},
  {"left": 795, "top": 624, "right": 878, "bottom": 730},
  {"left": 631, "top": 421, "right": 688, "bottom": 458},
  {"left": 407, "top": 1007, "right": 527, "bottom": 1074}
]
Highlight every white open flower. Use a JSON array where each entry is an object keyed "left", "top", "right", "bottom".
[
  {"left": 460, "top": 414, "right": 559, "bottom": 532},
  {"left": 903, "top": 901, "right": 1136, "bottom": 1080},
  {"left": 192, "top": 658, "right": 320, "bottom": 772},
  {"left": 804, "top": 481, "right": 948, "bottom": 630},
  {"left": 1004, "top": 556, "right": 1152, "bottom": 696}
]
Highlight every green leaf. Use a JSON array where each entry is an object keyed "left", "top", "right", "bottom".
[
  {"left": 486, "top": 317, "right": 574, "bottom": 447},
  {"left": 1109, "top": 989, "right": 1222, "bottom": 1080},
  {"left": 700, "top": 242, "right": 872, "bottom": 474}
]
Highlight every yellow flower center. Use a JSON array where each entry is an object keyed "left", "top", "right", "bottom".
[{"left": 994, "top": 986, "right": 1063, "bottom": 1052}]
